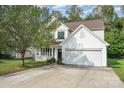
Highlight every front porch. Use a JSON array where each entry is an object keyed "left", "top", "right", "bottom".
[{"left": 34, "top": 47, "right": 62, "bottom": 62}]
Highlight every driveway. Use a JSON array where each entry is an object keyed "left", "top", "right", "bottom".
[{"left": 0, "top": 64, "right": 124, "bottom": 88}]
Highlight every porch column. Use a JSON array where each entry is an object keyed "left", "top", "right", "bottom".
[
  {"left": 52, "top": 48, "right": 53, "bottom": 58},
  {"left": 44, "top": 48, "right": 47, "bottom": 57},
  {"left": 41, "top": 48, "right": 42, "bottom": 57},
  {"left": 42, "top": 48, "right": 44, "bottom": 57},
  {"left": 47, "top": 48, "right": 50, "bottom": 58},
  {"left": 54, "top": 48, "right": 58, "bottom": 61},
  {"left": 46, "top": 48, "right": 47, "bottom": 57},
  {"left": 39, "top": 48, "right": 41, "bottom": 56}
]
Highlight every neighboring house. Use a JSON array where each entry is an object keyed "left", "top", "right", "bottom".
[
  {"left": 11, "top": 47, "right": 34, "bottom": 58},
  {"left": 34, "top": 19, "right": 109, "bottom": 66}
]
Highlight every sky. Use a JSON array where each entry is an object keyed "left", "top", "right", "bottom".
[{"left": 47, "top": 5, "right": 124, "bottom": 18}]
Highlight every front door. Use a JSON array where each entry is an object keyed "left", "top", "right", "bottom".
[{"left": 57, "top": 49, "right": 62, "bottom": 62}]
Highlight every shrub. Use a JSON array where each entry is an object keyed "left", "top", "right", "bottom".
[
  {"left": 0, "top": 52, "right": 12, "bottom": 59},
  {"left": 105, "top": 29, "right": 124, "bottom": 57},
  {"left": 46, "top": 58, "right": 56, "bottom": 63}
]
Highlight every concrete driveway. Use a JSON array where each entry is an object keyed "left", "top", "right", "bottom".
[{"left": 0, "top": 64, "right": 124, "bottom": 88}]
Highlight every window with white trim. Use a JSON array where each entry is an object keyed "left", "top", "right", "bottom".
[
  {"left": 57, "top": 31, "right": 64, "bottom": 39},
  {"left": 41, "top": 48, "right": 53, "bottom": 56}
]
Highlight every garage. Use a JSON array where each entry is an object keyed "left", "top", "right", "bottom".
[
  {"left": 64, "top": 49, "right": 102, "bottom": 66},
  {"left": 62, "top": 24, "right": 108, "bottom": 66}
]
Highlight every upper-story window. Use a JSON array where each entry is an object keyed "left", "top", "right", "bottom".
[{"left": 57, "top": 31, "right": 64, "bottom": 39}]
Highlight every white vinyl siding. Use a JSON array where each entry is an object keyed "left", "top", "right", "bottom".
[{"left": 62, "top": 26, "right": 107, "bottom": 66}]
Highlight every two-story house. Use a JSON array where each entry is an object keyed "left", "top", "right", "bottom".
[{"left": 34, "top": 19, "right": 109, "bottom": 66}]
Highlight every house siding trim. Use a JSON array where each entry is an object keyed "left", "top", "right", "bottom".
[{"left": 65, "top": 48, "right": 103, "bottom": 51}]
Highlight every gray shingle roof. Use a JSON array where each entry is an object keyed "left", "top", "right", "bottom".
[{"left": 65, "top": 19, "right": 105, "bottom": 31}]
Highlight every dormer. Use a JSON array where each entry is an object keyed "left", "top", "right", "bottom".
[{"left": 54, "top": 24, "right": 70, "bottom": 42}]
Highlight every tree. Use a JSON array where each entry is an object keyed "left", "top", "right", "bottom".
[
  {"left": 32, "top": 7, "right": 60, "bottom": 48},
  {"left": 105, "top": 29, "right": 124, "bottom": 57},
  {"left": 84, "top": 13, "right": 101, "bottom": 20},
  {"left": 121, "top": 5, "right": 124, "bottom": 13},
  {"left": 0, "top": 30, "right": 8, "bottom": 51},
  {"left": 0, "top": 6, "right": 10, "bottom": 51},
  {"left": 59, "top": 16, "right": 68, "bottom": 23},
  {"left": 0, "top": 6, "right": 60, "bottom": 66},
  {"left": 66, "top": 5, "right": 83, "bottom": 22},
  {"left": 105, "top": 13, "right": 124, "bottom": 32},
  {"left": 91, "top": 5, "right": 115, "bottom": 24},
  {"left": 83, "top": 14, "right": 94, "bottom": 20},
  {"left": 51, "top": 10, "right": 68, "bottom": 22},
  {"left": 51, "top": 10, "right": 62, "bottom": 19},
  {"left": 112, "top": 16, "right": 124, "bottom": 31},
  {"left": 0, "top": 6, "right": 42, "bottom": 66}
]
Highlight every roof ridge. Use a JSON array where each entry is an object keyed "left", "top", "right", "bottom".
[{"left": 65, "top": 19, "right": 104, "bottom": 24}]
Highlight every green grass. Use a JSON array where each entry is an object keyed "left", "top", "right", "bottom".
[
  {"left": 1, "top": 58, "right": 124, "bottom": 81},
  {"left": 0, "top": 59, "right": 53, "bottom": 76},
  {"left": 108, "top": 58, "right": 124, "bottom": 82}
]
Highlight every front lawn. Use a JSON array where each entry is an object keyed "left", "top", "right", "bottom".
[
  {"left": 108, "top": 58, "right": 124, "bottom": 82},
  {"left": 0, "top": 59, "right": 53, "bottom": 76}
]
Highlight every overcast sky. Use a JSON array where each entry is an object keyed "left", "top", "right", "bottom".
[{"left": 47, "top": 5, "right": 123, "bottom": 18}]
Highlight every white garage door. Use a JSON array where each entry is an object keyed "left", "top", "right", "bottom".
[{"left": 64, "top": 49, "right": 102, "bottom": 66}]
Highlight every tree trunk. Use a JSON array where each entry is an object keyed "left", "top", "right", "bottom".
[
  {"left": 22, "top": 55, "right": 24, "bottom": 66},
  {"left": 21, "top": 51, "right": 25, "bottom": 67}
]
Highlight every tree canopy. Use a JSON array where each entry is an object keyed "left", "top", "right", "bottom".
[
  {"left": 105, "top": 29, "right": 124, "bottom": 57},
  {"left": 66, "top": 5, "right": 83, "bottom": 22},
  {"left": 51, "top": 10, "right": 68, "bottom": 23},
  {"left": 0, "top": 6, "right": 60, "bottom": 66},
  {"left": 121, "top": 5, "right": 124, "bottom": 13},
  {"left": 91, "top": 5, "right": 115, "bottom": 23},
  {"left": 51, "top": 10, "right": 62, "bottom": 19}
]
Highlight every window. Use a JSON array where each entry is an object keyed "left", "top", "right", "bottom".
[
  {"left": 41, "top": 48, "right": 53, "bottom": 57},
  {"left": 58, "top": 31, "right": 64, "bottom": 39}
]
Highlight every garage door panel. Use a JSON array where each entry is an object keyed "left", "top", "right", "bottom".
[{"left": 64, "top": 50, "right": 102, "bottom": 66}]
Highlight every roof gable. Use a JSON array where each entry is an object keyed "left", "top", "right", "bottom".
[{"left": 61, "top": 24, "right": 109, "bottom": 46}]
